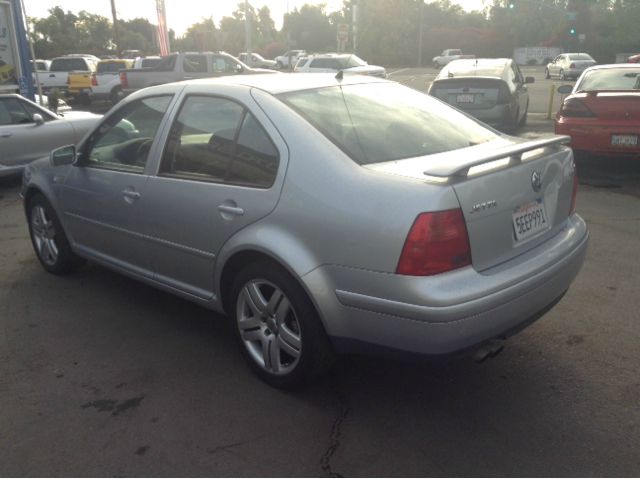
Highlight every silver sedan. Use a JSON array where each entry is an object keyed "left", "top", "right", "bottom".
[
  {"left": 0, "top": 94, "right": 101, "bottom": 177},
  {"left": 21, "top": 74, "right": 589, "bottom": 387}
]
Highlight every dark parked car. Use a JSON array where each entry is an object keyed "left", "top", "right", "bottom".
[{"left": 428, "top": 58, "right": 533, "bottom": 131}]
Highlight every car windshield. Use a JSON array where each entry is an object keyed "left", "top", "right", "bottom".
[
  {"left": 577, "top": 68, "right": 640, "bottom": 91},
  {"left": 568, "top": 54, "right": 593, "bottom": 61},
  {"left": 278, "top": 82, "right": 498, "bottom": 165}
]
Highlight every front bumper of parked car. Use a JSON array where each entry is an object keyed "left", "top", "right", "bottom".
[{"left": 302, "top": 215, "right": 588, "bottom": 357}]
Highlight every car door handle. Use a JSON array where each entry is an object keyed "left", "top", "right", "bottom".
[
  {"left": 217, "top": 204, "right": 244, "bottom": 216},
  {"left": 0, "top": 133, "right": 11, "bottom": 138},
  {"left": 122, "top": 189, "right": 141, "bottom": 200}
]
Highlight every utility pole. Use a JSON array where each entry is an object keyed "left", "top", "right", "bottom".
[
  {"left": 110, "top": 0, "right": 121, "bottom": 55},
  {"left": 244, "top": 0, "right": 252, "bottom": 65},
  {"left": 417, "top": 1, "right": 424, "bottom": 67},
  {"left": 352, "top": 1, "right": 358, "bottom": 54}
]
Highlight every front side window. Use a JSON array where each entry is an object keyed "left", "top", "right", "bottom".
[
  {"left": 279, "top": 83, "right": 498, "bottom": 165},
  {"left": 0, "top": 98, "right": 52, "bottom": 125},
  {"left": 160, "top": 96, "right": 279, "bottom": 187},
  {"left": 213, "top": 57, "right": 239, "bottom": 73},
  {"left": 83, "top": 95, "right": 172, "bottom": 173}
]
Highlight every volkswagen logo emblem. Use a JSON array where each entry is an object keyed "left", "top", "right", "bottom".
[{"left": 531, "top": 170, "right": 542, "bottom": 192}]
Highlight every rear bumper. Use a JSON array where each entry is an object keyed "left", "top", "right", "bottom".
[
  {"left": 556, "top": 119, "right": 640, "bottom": 156},
  {"left": 462, "top": 104, "right": 513, "bottom": 128},
  {"left": 302, "top": 215, "right": 588, "bottom": 356}
]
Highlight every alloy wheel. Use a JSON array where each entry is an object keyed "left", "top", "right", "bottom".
[
  {"left": 236, "top": 279, "right": 302, "bottom": 376},
  {"left": 30, "top": 205, "right": 59, "bottom": 266}
]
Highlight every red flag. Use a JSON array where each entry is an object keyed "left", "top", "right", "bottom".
[{"left": 156, "top": 0, "right": 170, "bottom": 56}]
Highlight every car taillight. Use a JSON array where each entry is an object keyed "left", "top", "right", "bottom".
[
  {"left": 497, "top": 82, "right": 511, "bottom": 104},
  {"left": 570, "top": 63, "right": 576, "bottom": 69},
  {"left": 396, "top": 209, "right": 472, "bottom": 276},
  {"left": 120, "top": 71, "right": 128, "bottom": 89},
  {"left": 91, "top": 73, "right": 97, "bottom": 86},
  {"left": 560, "top": 98, "right": 595, "bottom": 118},
  {"left": 569, "top": 166, "right": 579, "bottom": 215}
]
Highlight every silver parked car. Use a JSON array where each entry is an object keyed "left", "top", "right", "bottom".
[
  {"left": 545, "top": 53, "right": 596, "bottom": 81},
  {"left": 294, "top": 53, "right": 387, "bottom": 78},
  {"left": 0, "top": 94, "right": 101, "bottom": 177},
  {"left": 22, "top": 74, "right": 588, "bottom": 387},
  {"left": 428, "top": 58, "right": 533, "bottom": 131}
]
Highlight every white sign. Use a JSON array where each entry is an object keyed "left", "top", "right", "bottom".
[{"left": 0, "top": 2, "right": 17, "bottom": 88}]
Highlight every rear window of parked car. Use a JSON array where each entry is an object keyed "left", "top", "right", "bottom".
[
  {"left": 568, "top": 54, "right": 594, "bottom": 61},
  {"left": 97, "top": 61, "right": 129, "bottom": 74},
  {"left": 278, "top": 83, "right": 497, "bottom": 165},
  {"left": 578, "top": 68, "right": 640, "bottom": 91},
  {"left": 50, "top": 58, "right": 90, "bottom": 72}
]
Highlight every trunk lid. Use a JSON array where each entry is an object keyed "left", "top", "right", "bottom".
[
  {"left": 365, "top": 136, "right": 576, "bottom": 272},
  {"left": 430, "top": 78, "right": 507, "bottom": 109},
  {"left": 581, "top": 92, "right": 640, "bottom": 121}
]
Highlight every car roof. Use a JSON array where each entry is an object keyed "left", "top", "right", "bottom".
[
  {"left": 439, "top": 58, "right": 510, "bottom": 79},
  {"left": 183, "top": 72, "right": 388, "bottom": 94}
]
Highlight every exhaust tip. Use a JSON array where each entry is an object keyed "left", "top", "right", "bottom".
[{"left": 473, "top": 339, "right": 505, "bottom": 363}]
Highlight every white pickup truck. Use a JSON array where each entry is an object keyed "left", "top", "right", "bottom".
[
  {"left": 432, "top": 49, "right": 475, "bottom": 68},
  {"left": 88, "top": 59, "right": 134, "bottom": 105}
]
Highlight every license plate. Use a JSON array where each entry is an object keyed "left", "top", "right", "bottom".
[
  {"left": 512, "top": 199, "right": 549, "bottom": 242},
  {"left": 611, "top": 134, "right": 638, "bottom": 147},
  {"left": 457, "top": 94, "right": 475, "bottom": 103}
]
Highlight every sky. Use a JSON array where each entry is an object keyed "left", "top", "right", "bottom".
[{"left": 27, "top": 0, "right": 488, "bottom": 36}]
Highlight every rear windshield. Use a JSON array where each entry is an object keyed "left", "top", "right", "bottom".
[
  {"left": 577, "top": 68, "right": 640, "bottom": 91},
  {"left": 50, "top": 58, "right": 89, "bottom": 72},
  {"left": 97, "top": 61, "right": 128, "bottom": 73},
  {"left": 278, "top": 82, "right": 498, "bottom": 165},
  {"left": 141, "top": 58, "right": 162, "bottom": 68}
]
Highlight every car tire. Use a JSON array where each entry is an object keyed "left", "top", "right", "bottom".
[
  {"left": 110, "top": 86, "right": 124, "bottom": 105},
  {"left": 276, "top": 61, "right": 284, "bottom": 70},
  {"left": 560, "top": 69, "right": 566, "bottom": 81},
  {"left": 433, "top": 61, "right": 440, "bottom": 69},
  {"left": 545, "top": 68, "right": 550, "bottom": 79},
  {"left": 231, "top": 260, "right": 335, "bottom": 388},
  {"left": 79, "top": 93, "right": 91, "bottom": 106},
  {"left": 27, "top": 193, "right": 85, "bottom": 275},
  {"left": 519, "top": 101, "right": 529, "bottom": 127}
]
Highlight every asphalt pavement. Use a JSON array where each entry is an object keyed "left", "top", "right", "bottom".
[{"left": 1, "top": 66, "right": 639, "bottom": 476}]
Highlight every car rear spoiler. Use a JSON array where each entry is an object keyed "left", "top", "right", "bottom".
[{"left": 423, "top": 135, "right": 571, "bottom": 179}]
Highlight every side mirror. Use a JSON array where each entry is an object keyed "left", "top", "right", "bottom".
[
  {"left": 557, "top": 85, "right": 573, "bottom": 94},
  {"left": 33, "top": 113, "right": 45, "bottom": 125},
  {"left": 525, "top": 76, "right": 535, "bottom": 84},
  {"left": 50, "top": 145, "right": 76, "bottom": 167}
]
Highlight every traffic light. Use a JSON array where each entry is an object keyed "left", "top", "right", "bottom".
[
  {"left": 569, "top": 27, "right": 577, "bottom": 35},
  {"left": 508, "top": 2, "right": 515, "bottom": 9}
]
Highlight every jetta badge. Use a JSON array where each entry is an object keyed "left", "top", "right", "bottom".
[{"left": 531, "top": 170, "right": 543, "bottom": 193}]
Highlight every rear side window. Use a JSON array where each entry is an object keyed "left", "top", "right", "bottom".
[
  {"left": 279, "top": 83, "right": 497, "bottom": 165},
  {"left": 183, "top": 55, "right": 207, "bottom": 73},
  {"left": 310, "top": 58, "right": 340, "bottom": 69},
  {"left": 160, "top": 96, "right": 279, "bottom": 188}
]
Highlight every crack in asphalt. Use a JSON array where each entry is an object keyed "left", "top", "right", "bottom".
[{"left": 320, "top": 384, "right": 350, "bottom": 478}]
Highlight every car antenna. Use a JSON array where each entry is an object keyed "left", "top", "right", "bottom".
[{"left": 336, "top": 70, "right": 343, "bottom": 81}]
